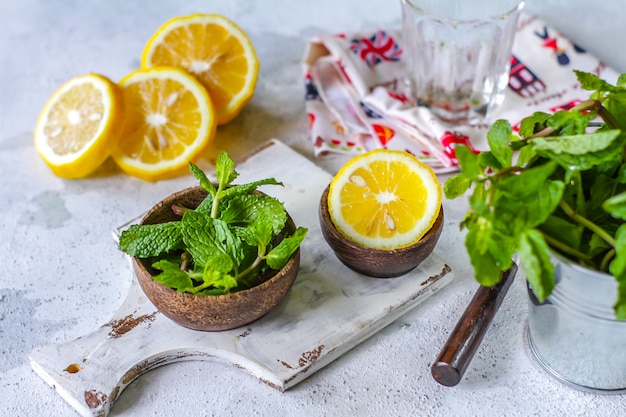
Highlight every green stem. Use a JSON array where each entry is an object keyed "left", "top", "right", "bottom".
[
  {"left": 237, "top": 254, "right": 263, "bottom": 281},
  {"left": 600, "top": 249, "right": 616, "bottom": 272},
  {"left": 481, "top": 166, "right": 525, "bottom": 208},
  {"left": 527, "top": 99, "right": 601, "bottom": 140},
  {"left": 542, "top": 233, "right": 594, "bottom": 267},
  {"left": 597, "top": 104, "right": 621, "bottom": 129},
  {"left": 183, "top": 270, "right": 210, "bottom": 294},
  {"left": 559, "top": 200, "right": 617, "bottom": 247},
  {"left": 210, "top": 191, "right": 221, "bottom": 219},
  {"left": 180, "top": 251, "right": 192, "bottom": 271},
  {"left": 492, "top": 165, "right": 524, "bottom": 179},
  {"left": 236, "top": 240, "right": 267, "bottom": 281},
  {"left": 527, "top": 125, "right": 555, "bottom": 140},
  {"left": 171, "top": 204, "right": 192, "bottom": 216},
  {"left": 571, "top": 171, "right": 585, "bottom": 215},
  {"left": 191, "top": 278, "right": 214, "bottom": 294}
]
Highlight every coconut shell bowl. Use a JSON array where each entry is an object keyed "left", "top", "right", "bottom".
[
  {"left": 133, "top": 186, "right": 300, "bottom": 331},
  {"left": 318, "top": 185, "right": 444, "bottom": 278}
]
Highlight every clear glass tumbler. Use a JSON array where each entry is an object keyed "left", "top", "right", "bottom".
[{"left": 401, "top": 0, "right": 524, "bottom": 125}]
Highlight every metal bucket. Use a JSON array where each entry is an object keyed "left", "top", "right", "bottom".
[{"left": 527, "top": 253, "right": 626, "bottom": 394}]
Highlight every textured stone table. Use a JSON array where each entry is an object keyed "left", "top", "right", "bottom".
[{"left": 2, "top": 1, "right": 625, "bottom": 416}]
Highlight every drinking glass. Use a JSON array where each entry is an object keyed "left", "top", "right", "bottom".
[{"left": 401, "top": 0, "right": 524, "bottom": 124}]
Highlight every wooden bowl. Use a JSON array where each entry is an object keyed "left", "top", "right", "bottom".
[
  {"left": 318, "top": 185, "right": 443, "bottom": 278},
  {"left": 133, "top": 186, "right": 300, "bottom": 331}
]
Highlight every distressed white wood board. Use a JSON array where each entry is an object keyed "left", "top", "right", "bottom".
[{"left": 29, "top": 139, "right": 455, "bottom": 417}]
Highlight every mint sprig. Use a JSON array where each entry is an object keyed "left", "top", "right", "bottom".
[
  {"left": 118, "top": 221, "right": 184, "bottom": 258},
  {"left": 445, "top": 70, "right": 626, "bottom": 319},
  {"left": 118, "top": 151, "right": 308, "bottom": 295}
]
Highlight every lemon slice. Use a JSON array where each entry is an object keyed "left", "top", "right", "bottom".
[
  {"left": 141, "top": 13, "right": 260, "bottom": 125},
  {"left": 34, "top": 73, "right": 124, "bottom": 178},
  {"left": 328, "top": 149, "right": 442, "bottom": 250},
  {"left": 112, "top": 66, "right": 217, "bottom": 182}
]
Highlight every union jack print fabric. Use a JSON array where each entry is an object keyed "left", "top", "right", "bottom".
[
  {"left": 349, "top": 30, "right": 402, "bottom": 68},
  {"left": 303, "top": 12, "right": 619, "bottom": 173}
]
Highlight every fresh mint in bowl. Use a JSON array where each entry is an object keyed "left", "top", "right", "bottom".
[{"left": 118, "top": 151, "right": 308, "bottom": 331}]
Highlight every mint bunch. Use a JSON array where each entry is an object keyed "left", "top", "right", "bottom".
[
  {"left": 118, "top": 151, "right": 308, "bottom": 295},
  {"left": 445, "top": 70, "right": 626, "bottom": 319}
]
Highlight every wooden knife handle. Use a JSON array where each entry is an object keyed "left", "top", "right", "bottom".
[{"left": 431, "top": 263, "right": 518, "bottom": 387}]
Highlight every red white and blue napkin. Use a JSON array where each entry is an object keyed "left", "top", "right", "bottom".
[{"left": 303, "top": 13, "right": 620, "bottom": 173}]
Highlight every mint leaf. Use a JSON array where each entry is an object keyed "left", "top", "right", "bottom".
[
  {"left": 588, "top": 233, "right": 612, "bottom": 260},
  {"left": 189, "top": 162, "right": 216, "bottom": 196},
  {"left": 531, "top": 130, "right": 623, "bottom": 170},
  {"left": 234, "top": 217, "right": 274, "bottom": 248},
  {"left": 477, "top": 151, "right": 503, "bottom": 171},
  {"left": 516, "top": 143, "right": 536, "bottom": 166},
  {"left": 205, "top": 271, "right": 238, "bottom": 291},
  {"left": 603, "top": 191, "right": 626, "bottom": 220},
  {"left": 466, "top": 231, "right": 505, "bottom": 286},
  {"left": 605, "top": 92, "right": 626, "bottom": 130},
  {"left": 539, "top": 215, "right": 583, "bottom": 252},
  {"left": 151, "top": 259, "right": 196, "bottom": 293},
  {"left": 221, "top": 178, "right": 283, "bottom": 200},
  {"left": 118, "top": 222, "right": 184, "bottom": 257},
  {"left": 472, "top": 253, "right": 506, "bottom": 287},
  {"left": 468, "top": 182, "right": 490, "bottom": 217},
  {"left": 194, "top": 254, "right": 238, "bottom": 291},
  {"left": 518, "top": 229, "right": 554, "bottom": 302},
  {"left": 547, "top": 109, "right": 590, "bottom": 136},
  {"left": 610, "top": 224, "right": 626, "bottom": 319},
  {"left": 496, "top": 180, "right": 564, "bottom": 234},
  {"left": 215, "top": 151, "right": 238, "bottom": 189},
  {"left": 220, "top": 194, "right": 287, "bottom": 236},
  {"left": 487, "top": 119, "right": 513, "bottom": 167},
  {"left": 497, "top": 161, "right": 558, "bottom": 198},
  {"left": 518, "top": 112, "right": 550, "bottom": 138},
  {"left": 587, "top": 173, "right": 625, "bottom": 230},
  {"left": 575, "top": 70, "right": 615, "bottom": 93},
  {"left": 444, "top": 173, "right": 472, "bottom": 199},
  {"left": 464, "top": 216, "right": 514, "bottom": 285},
  {"left": 181, "top": 211, "right": 244, "bottom": 268},
  {"left": 455, "top": 145, "right": 482, "bottom": 180},
  {"left": 618, "top": 163, "right": 626, "bottom": 184},
  {"left": 195, "top": 193, "right": 214, "bottom": 214},
  {"left": 204, "top": 252, "right": 234, "bottom": 274},
  {"left": 266, "top": 227, "right": 308, "bottom": 270}
]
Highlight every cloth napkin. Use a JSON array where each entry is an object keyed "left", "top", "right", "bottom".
[{"left": 303, "top": 12, "right": 620, "bottom": 173}]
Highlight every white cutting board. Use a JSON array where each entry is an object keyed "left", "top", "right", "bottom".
[{"left": 29, "top": 140, "right": 454, "bottom": 417}]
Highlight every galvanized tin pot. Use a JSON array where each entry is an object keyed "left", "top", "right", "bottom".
[{"left": 527, "top": 253, "right": 626, "bottom": 394}]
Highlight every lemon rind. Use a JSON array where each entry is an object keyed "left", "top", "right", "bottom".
[
  {"left": 34, "top": 73, "right": 123, "bottom": 178},
  {"left": 140, "top": 13, "right": 259, "bottom": 124},
  {"left": 112, "top": 66, "right": 217, "bottom": 182},
  {"left": 328, "top": 149, "right": 442, "bottom": 250}
]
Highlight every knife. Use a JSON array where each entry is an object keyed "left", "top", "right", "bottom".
[{"left": 431, "top": 262, "right": 518, "bottom": 386}]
